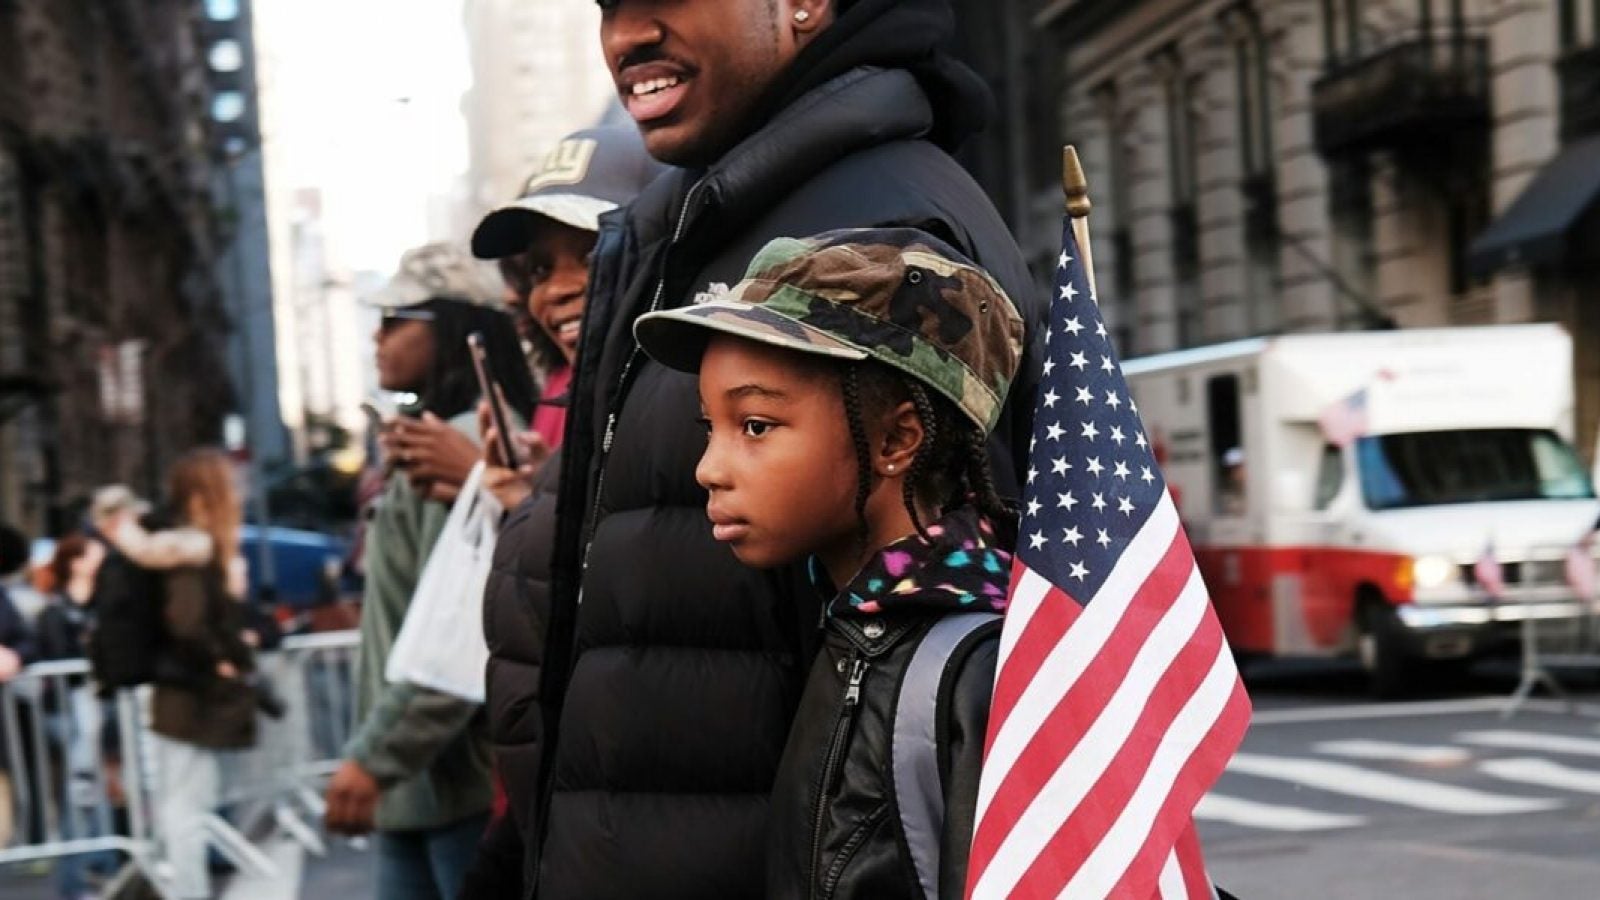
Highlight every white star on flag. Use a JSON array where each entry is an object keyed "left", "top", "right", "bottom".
[
  {"left": 1062, "top": 526, "right": 1082, "bottom": 546},
  {"left": 1075, "top": 386, "right": 1093, "bottom": 405},
  {"left": 1043, "top": 388, "right": 1059, "bottom": 408},
  {"left": 1069, "top": 352, "right": 1089, "bottom": 371},
  {"left": 1105, "top": 390, "right": 1122, "bottom": 409},
  {"left": 1118, "top": 496, "right": 1135, "bottom": 516},
  {"left": 1051, "top": 457, "right": 1070, "bottom": 476},
  {"left": 1068, "top": 561, "right": 1089, "bottom": 581},
  {"left": 1057, "top": 491, "right": 1077, "bottom": 511},
  {"left": 1027, "top": 531, "right": 1047, "bottom": 550},
  {"left": 1110, "top": 425, "right": 1126, "bottom": 446},
  {"left": 1045, "top": 422, "right": 1065, "bottom": 442},
  {"left": 1025, "top": 497, "right": 1041, "bottom": 517},
  {"left": 1064, "top": 316, "right": 1084, "bottom": 336},
  {"left": 1085, "top": 456, "right": 1104, "bottom": 477},
  {"left": 1080, "top": 421, "right": 1099, "bottom": 441}
]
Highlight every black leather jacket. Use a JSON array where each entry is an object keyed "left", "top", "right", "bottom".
[{"left": 768, "top": 509, "right": 1009, "bottom": 900}]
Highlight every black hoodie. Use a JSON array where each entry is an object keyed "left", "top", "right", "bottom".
[
  {"left": 754, "top": 0, "right": 993, "bottom": 151},
  {"left": 480, "top": 4, "right": 1047, "bottom": 897}
]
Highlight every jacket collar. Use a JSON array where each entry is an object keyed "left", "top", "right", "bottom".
[{"left": 815, "top": 506, "right": 1012, "bottom": 620}]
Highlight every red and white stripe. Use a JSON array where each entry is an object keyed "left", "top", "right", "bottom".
[{"left": 966, "top": 493, "right": 1250, "bottom": 899}]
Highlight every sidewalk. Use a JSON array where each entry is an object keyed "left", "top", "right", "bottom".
[{"left": 0, "top": 839, "right": 370, "bottom": 899}]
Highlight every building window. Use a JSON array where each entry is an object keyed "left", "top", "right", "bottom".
[
  {"left": 1097, "top": 82, "right": 1137, "bottom": 319},
  {"left": 1328, "top": 158, "right": 1377, "bottom": 328},
  {"left": 1160, "top": 50, "right": 1203, "bottom": 346},
  {"left": 1235, "top": 8, "right": 1280, "bottom": 334},
  {"left": 1559, "top": 0, "right": 1600, "bottom": 49},
  {"left": 1321, "top": 0, "right": 1365, "bottom": 62}
]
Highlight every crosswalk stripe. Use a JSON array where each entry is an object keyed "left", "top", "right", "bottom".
[
  {"left": 1226, "top": 753, "right": 1561, "bottom": 814},
  {"left": 1313, "top": 739, "right": 1471, "bottom": 765},
  {"left": 1481, "top": 757, "right": 1600, "bottom": 795},
  {"left": 1459, "top": 730, "right": 1600, "bottom": 759},
  {"left": 1195, "top": 792, "right": 1366, "bottom": 831}
]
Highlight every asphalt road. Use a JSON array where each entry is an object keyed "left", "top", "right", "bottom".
[{"left": 1205, "top": 658, "right": 1600, "bottom": 899}]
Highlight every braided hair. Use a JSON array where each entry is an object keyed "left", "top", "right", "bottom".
[{"left": 839, "top": 360, "right": 1015, "bottom": 548}]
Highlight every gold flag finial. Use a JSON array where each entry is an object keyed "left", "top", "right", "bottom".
[{"left": 1063, "top": 145, "right": 1092, "bottom": 219}]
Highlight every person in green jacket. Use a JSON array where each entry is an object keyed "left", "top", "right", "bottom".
[{"left": 324, "top": 242, "right": 537, "bottom": 900}]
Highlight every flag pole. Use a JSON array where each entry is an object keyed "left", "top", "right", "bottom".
[{"left": 1063, "top": 145, "right": 1099, "bottom": 303}]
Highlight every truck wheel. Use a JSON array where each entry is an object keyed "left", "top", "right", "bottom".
[{"left": 1358, "top": 602, "right": 1412, "bottom": 699}]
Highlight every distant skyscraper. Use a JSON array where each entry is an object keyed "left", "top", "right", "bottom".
[{"left": 462, "top": 0, "right": 617, "bottom": 215}]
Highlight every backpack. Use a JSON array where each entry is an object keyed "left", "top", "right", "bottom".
[
  {"left": 893, "top": 611, "right": 1001, "bottom": 900},
  {"left": 86, "top": 548, "right": 166, "bottom": 690}
]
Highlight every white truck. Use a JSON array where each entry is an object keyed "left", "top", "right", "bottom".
[{"left": 1122, "top": 324, "right": 1600, "bottom": 695}]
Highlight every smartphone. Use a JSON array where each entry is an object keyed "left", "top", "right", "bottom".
[
  {"left": 360, "top": 401, "right": 390, "bottom": 434},
  {"left": 468, "top": 332, "right": 522, "bottom": 467}
]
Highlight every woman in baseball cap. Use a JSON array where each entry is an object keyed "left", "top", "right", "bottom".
[{"left": 471, "top": 126, "right": 665, "bottom": 479}]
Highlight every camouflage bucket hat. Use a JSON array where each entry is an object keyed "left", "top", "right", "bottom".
[
  {"left": 634, "top": 227, "right": 1024, "bottom": 433},
  {"left": 366, "top": 241, "right": 503, "bottom": 310}
]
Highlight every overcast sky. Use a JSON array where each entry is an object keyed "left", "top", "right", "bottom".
[{"left": 254, "top": 0, "right": 472, "bottom": 275}]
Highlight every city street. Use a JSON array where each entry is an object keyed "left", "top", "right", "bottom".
[{"left": 1206, "top": 660, "right": 1600, "bottom": 898}]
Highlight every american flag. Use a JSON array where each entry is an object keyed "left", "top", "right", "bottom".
[
  {"left": 965, "top": 221, "right": 1251, "bottom": 899},
  {"left": 1317, "top": 387, "right": 1369, "bottom": 449}
]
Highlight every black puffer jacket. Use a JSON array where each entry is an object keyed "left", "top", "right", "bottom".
[
  {"left": 488, "top": 9, "right": 1045, "bottom": 900},
  {"left": 480, "top": 446, "right": 563, "bottom": 892}
]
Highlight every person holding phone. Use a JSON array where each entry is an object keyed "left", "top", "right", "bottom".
[
  {"left": 325, "top": 242, "right": 535, "bottom": 900},
  {"left": 460, "top": 126, "right": 664, "bottom": 895}
]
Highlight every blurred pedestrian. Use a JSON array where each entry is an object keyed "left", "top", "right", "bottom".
[
  {"left": 0, "top": 522, "right": 38, "bottom": 849},
  {"left": 521, "top": 0, "right": 1043, "bottom": 895},
  {"left": 39, "top": 532, "right": 114, "bottom": 900},
  {"left": 104, "top": 449, "right": 258, "bottom": 900},
  {"left": 457, "top": 124, "right": 663, "bottom": 899},
  {"left": 323, "top": 244, "right": 533, "bottom": 900}
]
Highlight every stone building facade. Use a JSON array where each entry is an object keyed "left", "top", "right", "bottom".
[
  {"left": 461, "top": 0, "right": 616, "bottom": 215},
  {"left": 1039, "top": 0, "right": 1600, "bottom": 455},
  {"left": 0, "top": 0, "right": 236, "bottom": 533}
]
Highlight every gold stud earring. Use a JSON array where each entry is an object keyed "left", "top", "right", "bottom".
[{"left": 793, "top": 9, "right": 811, "bottom": 24}]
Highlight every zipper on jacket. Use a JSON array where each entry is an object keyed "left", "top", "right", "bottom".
[
  {"left": 810, "top": 653, "right": 868, "bottom": 900},
  {"left": 580, "top": 175, "right": 710, "bottom": 575}
]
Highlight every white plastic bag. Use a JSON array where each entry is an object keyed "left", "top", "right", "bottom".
[{"left": 385, "top": 462, "right": 501, "bottom": 702}]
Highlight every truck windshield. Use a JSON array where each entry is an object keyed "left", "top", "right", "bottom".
[{"left": 1356, "top": 429, "right": 1595, "bottom": 510}]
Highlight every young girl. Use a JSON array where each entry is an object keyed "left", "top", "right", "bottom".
[{"left": 635, "top": 227, "right": 1024, "bottom": 899}]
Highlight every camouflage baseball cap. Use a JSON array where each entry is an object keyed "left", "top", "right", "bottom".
[
  {"left": 366, "top": 242, "right": 503, "bottom": 310},
  {"left": 634, "top": 228, "right": 1023, "bottom": 433}
]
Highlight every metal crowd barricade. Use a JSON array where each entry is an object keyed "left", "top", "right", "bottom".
[
  {"left": 219, "top": 630, "right": 361, "bottom": 858},
  {"left": 1, "top": 629, "right": 361, "bottom": 897},
  {"left": 1502, "top": 545, "right": 1600, "bottom": 718},
  {"left": 0, "top": 659, "right": 163, "bottom": 888}
]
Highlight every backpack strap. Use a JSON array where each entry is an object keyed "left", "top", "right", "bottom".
[{"left": 892, "top": 611, "right": 1000, "bottom": 900}]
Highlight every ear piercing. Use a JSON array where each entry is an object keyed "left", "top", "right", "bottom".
[
  {"left": 793, "top": 9, "right": 811, "bottom": 23},
  {"left": 886, "top": 464, "right": 896, "bottom": 473}
]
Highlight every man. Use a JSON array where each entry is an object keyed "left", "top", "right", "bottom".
[{"left": 506, "top": 1, "right": 1046, "bottom": 896}]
